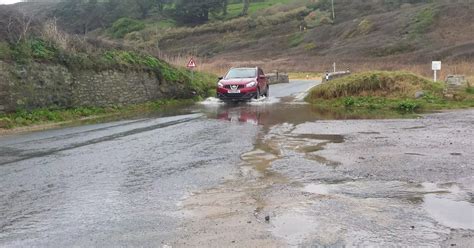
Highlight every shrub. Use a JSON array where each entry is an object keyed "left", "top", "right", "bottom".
[
  {"left": 30, "top": 39, "right": 57, "bottom": 60},
  {"left": 304, "top": 10, "right": 332, "bottom": 28},
  {"left": 410, "top": 6, "right": 437, "bottom": 38},
  {"left": 343, "top": 97, "right": 355, "bottom": 107},
  {"left": 11, "top": 41, "right": 33, "bottom": 64},
  {"left": 0, "top": 117, "right": 13, "bottom": 129},
  {"left": 303, "top": 42, "right": 317, "bottom": 51},
  {"left": 109, "top": 18, "right": 146, "bottom": 39},
  {"left": 356, "top": 19, "right": 374, "bottom": 35},
  {"left": 307, "top": 0, "right": 331, "bottom": 11},
  {"left": 289, "top": 33, "right": 304, "bottom": 47},
  {"left": 396, "top": 100, "right": 420, "bottom": 112},
  {"left": 0, "top": 42, "right": 11, "bottom": 60}
]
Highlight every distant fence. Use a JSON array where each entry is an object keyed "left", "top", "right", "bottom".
[{"left": 323, "top": 70, "right": 351, "bottom": 83}]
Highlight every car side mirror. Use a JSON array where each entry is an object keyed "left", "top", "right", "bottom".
[
  {"left": 218, "top": 76, "right": 224, "bottom": 80},
  {"left": 259, "top": 75, "right": 266, "bottom": 79}
]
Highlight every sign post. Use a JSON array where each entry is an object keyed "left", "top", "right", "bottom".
[
  {"left": 432, "top": 61, "right": 441, "bottom": 82},
  {"left": 187, "top": 58, "right": 197, "bottom": 84}
]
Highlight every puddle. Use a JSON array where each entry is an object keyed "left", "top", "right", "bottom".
[
  {"left": 423, "top": 194, "right": 474, "bottom": 230},
  {"left": 271, "top": 211, "right": 319, "bottom": 246},
  {"left": 241, "top": 148, "right": 279, "bottom": 172},
  {"left": 420, "top": 183, "right": 474, "bottom": 230},
  {"left": 303, "top": 184, "right": 330, "bottom": 195},
  {"left": 300, "top": 181, "right": 474, "bottom": 231}
]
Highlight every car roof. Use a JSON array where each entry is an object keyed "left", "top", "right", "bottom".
[{"left": 229, "top": 67, "right": 258, "bottom": 70}]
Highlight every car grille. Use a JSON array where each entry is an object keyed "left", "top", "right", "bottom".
[{"left": 224, "top": 85, "right": 245, "bottom": 89}]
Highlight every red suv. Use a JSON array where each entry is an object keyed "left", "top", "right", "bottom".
[{"left": 217, "top": 67, "right": 269, "bottom": 101}]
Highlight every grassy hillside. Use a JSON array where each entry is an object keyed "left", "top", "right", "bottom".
[
  {"left": 3, "top": 0, "right": 473, "bottom": 77},
  {"left": 117, "top": 0, "right": 473, "bottom": 75}
]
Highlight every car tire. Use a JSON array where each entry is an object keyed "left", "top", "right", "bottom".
[
  {"left": 264, "top": 85, "right": 269, "bottom": 97},
  {"left": 255, "top": 88, "right": 260, "bottom": 100}
]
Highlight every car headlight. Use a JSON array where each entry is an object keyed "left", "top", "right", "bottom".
[
  {"left": 218, "top": 82, "right": 224, "bottom": 87},
  {"left": 246, "top": 81, "right": 257, "bottom": 88}
]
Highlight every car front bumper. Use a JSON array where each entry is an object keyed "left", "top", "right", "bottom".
[
  {"left": 217, "top": 92, "right": 258, "bottom": 101},
  {"left": 217, "top": 87, "right": 258, "bottom": 101}
]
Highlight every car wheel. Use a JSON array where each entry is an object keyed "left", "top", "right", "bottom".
[
  {"left": 255, "top": 88, "right": 260, "bottom": 100},
  {"left": 264, "top": 85, "right": 269, "bottom": 97}
]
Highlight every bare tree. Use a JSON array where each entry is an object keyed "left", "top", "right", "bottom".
[
  {"left": 2, "top": 6, "right": 34, "bottom": 44},
  {"left": 18, "top": 7, "right": 33, "bottom": 43}
]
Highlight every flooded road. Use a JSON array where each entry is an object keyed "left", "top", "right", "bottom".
[{"left": 1, "top": 80, "right": 473, "bottom": 247}]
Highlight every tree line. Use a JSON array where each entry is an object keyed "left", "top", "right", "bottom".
[{"left": 53, "top": 0, "right": 253, "bottom": 34}]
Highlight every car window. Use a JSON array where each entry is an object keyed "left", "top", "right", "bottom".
[{"left": 225, "top": 68, "right": 257, "bottom": 79}]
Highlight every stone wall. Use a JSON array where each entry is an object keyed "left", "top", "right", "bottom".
[
  {"left": 267, "top": 73, "right": 289, "bottom": 84},
  {"left": 0, "top": 61, "right": 189, "bottom": 113}
]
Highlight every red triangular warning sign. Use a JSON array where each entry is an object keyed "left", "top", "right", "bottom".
[{"left": 187, "top": 58, "right": 196, "bottom": 68}]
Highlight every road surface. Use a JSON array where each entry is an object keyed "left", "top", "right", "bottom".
[{"left": 0, "top": 80, "right": 473, "bottom": 247}]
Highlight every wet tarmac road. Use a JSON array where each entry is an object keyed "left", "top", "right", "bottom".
[{"left": 1, "top": 80, "right": 473, "bottom": 247}]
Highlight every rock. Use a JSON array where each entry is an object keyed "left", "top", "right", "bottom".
[
  {"left": 265, "top": 215, "right": 270, "bottom": 222},
  {"left": 445, "top": 75, "right": 468, "bottom": 87},
  {"left": 415, "top": 91, "right": 425, "bottom": 99}
]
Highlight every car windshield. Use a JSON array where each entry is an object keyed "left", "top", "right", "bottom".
[{"left": 225, "top": 68, "right": 256, "bottom": 79}]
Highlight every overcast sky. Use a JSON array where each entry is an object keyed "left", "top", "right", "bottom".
[{"left": 0, "top": 0, "right": 22, "bottom": 4}]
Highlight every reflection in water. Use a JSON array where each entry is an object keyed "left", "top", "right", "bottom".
[{"left": 197, "top": 99, "right": 413, "bottom": 128}]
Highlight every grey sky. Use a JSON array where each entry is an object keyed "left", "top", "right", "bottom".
[{"left": 0, "top": 0, "right": 21, "bottom": 4}]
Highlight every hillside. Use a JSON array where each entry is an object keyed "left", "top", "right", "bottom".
[
  {"left": 115, "top": 0, "right": 474, "bottom": 75},
  {"left": 2, "top": 0, "right": 473, "bottom": 77}
]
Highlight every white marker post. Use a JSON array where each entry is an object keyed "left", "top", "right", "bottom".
[{"left": 432, "top": 61, "right": 441, "bottom": 82}]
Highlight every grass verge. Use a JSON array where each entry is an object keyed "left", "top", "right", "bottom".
[
  {"left": 306, "top": 71, "right": 474, "bottom": 114},
  {"left": 0, "top": 99, "right": 198, "bottom": 130}
]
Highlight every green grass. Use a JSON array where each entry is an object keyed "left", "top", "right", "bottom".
[
  {"left": 4, "top": 38, "right": 216, "bottom": 98},
  {"left": 0, "top": 42, "right": 12, "bottom": 60},
  {"left": 410, "top": 6, "right": 437, "bottom": 39},
  {"left": 0, "top": 99, "right": 197, "bottom": 129},
  {"left": 308, "top": 71, "right": 443, "bottom": 99},
  {"left": 225, "top": 0, "right": 293, "bottom": 19},
  {"left": 466, "top": 87, "right": 474, "bottom": 94},
  {"left": 109, "top": 18, "right": 146, "bottom": 38},
  {"left": 306, "top": 71, "right": 474, "bottom": 113},
  {"left": 154, "top": 19, "right": 177, "bottom": 29},
  {"left": 289, "top": 33, "right": 305, "bottom": 47},
  {"left": 311, "top": 96, "right": 474, "bottom": 113}
]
